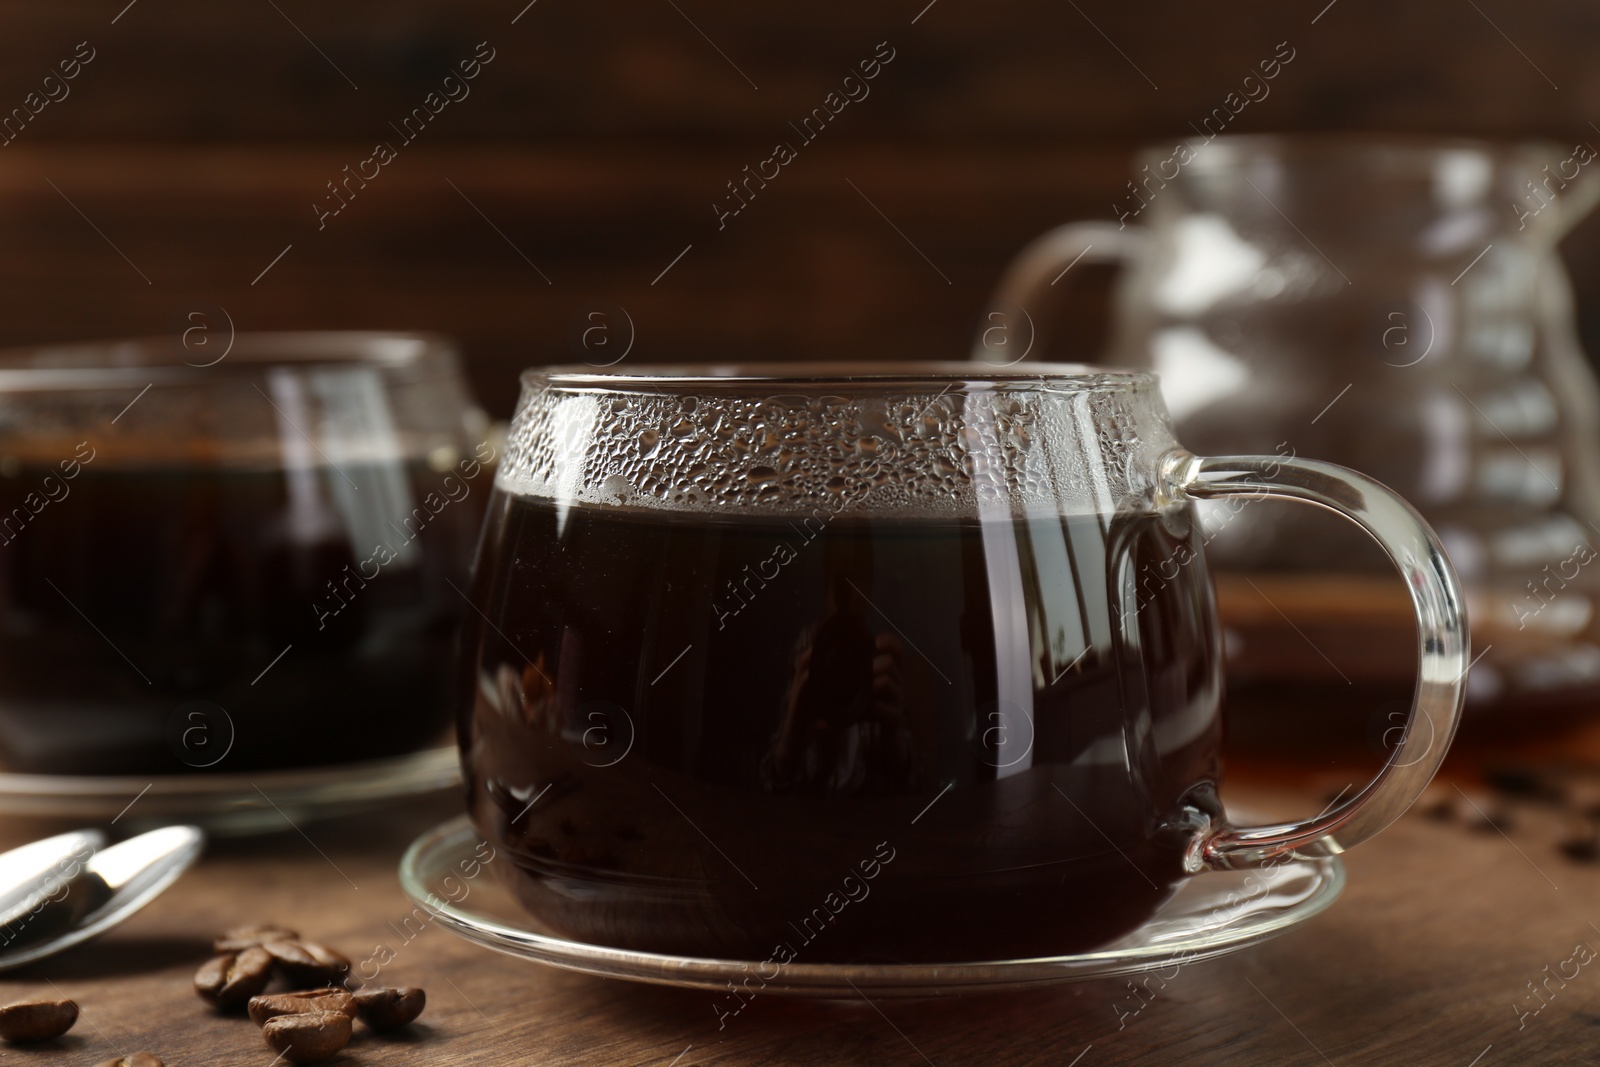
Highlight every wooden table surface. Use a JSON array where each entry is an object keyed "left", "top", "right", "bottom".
[{"left": 0, "top": 760, "right": 1589, "bottom": 1067}]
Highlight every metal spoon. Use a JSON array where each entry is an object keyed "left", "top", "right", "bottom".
[
  {"left": 0, "top": 829, "right": 104, "bottom": 924},
  {"left": 0, "top": 825, "right": 204, "bottom": 971}
]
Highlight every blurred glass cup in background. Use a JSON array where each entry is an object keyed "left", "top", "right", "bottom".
[
  {"left": 0, "top": 331, "right": 491, "bottom": 774},
  {"left": 983, "top": 133, "right": 1600, "bottom": 742}
]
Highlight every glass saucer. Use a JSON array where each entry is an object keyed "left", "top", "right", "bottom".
[
  {"left": 0, "top": 746, "right": 460, "bottom": 836},
  {"left": 400, "top": 815, "right": 1345, "bottom": 997}
]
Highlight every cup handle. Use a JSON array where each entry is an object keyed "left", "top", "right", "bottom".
[
  {"left": 971, "top": 221, "right": 1146, "bottom": 364},
  {"left": 1160, "top": 449, "right": 1470, "bottom": 872}
]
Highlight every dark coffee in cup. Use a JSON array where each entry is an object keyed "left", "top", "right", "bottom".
[
  {"left": 464, "top": 495, "right": 1221, "bottom": 961},
  {"left": 0, "top": 452, "right": 486, "bottom": 774}
]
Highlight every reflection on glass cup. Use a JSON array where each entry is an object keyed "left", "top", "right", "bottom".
[
  {"left": 0, "top": 332, "right": 491, "bottom": 774},
  {"left": 458, "top": 363, "right": 1467, "bottom": 963}
]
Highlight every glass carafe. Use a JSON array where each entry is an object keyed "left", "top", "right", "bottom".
[{"left": 981, "top": 134, "right": 1600, "bottom": 738}]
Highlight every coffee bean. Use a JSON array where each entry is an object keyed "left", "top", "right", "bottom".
[
  {"left": 1415, "top": 790, "right": 1456, "bottom": 822},
  {"left": 262, "top": 1009, "right": 351, "bottom": 1064},
  {"left": 194, "top": 946, "right": 273, "bottom": 1010},
  {"left": 1484, "top": 766, "right": 1566, "bottom": 804},
  {"left": 263, "top": 940, "right": 352, "bottom": 987},
  {"left": 0, "top": 997, "right": 77, "bottom": 1042},
  {"left": 215, "top": 923, "right": 299, "bottom": 953},
  {"left": 1560, "top": 813, "right": 1600, "bottom": 861},
  {"left": 92, "top": 1054, "right": 164, "bottom": 1067},
  {"left": 1561, "top": 833, "right": 1600, "bottom": 861},
  {"left": 353, "top": 987, "right": 425, "bottom": 1031},
  {"left": 248, "top": 988, "right": 356, "bottom": 1027}
]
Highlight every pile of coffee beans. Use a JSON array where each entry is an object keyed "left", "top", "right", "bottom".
[
  {"left": 195, "top": 927, "right": 352, "bottom": 1011},
  {"left": 0, "top": 922, "right": 427, "bottom": 1064},
  {"left": 1415, "top": 765, "right": 1600, "bottom": 864},
  {"left": 195, "top": 923, "right": 426, "bottom": 1064}
]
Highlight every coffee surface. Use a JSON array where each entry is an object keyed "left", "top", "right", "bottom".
[{"left": 461, "top": 491, "right": 1223, "bottom": 962}]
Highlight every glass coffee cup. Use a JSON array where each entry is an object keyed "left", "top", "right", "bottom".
[
  {"left": 0, "top": 332, "right": 492, "bottom": 775},
  {"left": 458, "top": 363, "right": 1466, "bottom": 963}
]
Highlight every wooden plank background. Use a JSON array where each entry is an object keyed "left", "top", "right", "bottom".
[{"left": 0, "top": 0, "right": 1596, "bottom": 414}]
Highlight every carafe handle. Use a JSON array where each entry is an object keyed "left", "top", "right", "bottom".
[
  {"left": 972, "top": 221, "right": 1146, "bottom": 365},
  {"left": 1160, "top": 449, "right": 1469, "bottom": 871}
]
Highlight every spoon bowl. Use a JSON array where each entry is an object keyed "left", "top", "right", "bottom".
[{"left": 0, "top": 825, "right": 203, "bottom": 971}]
